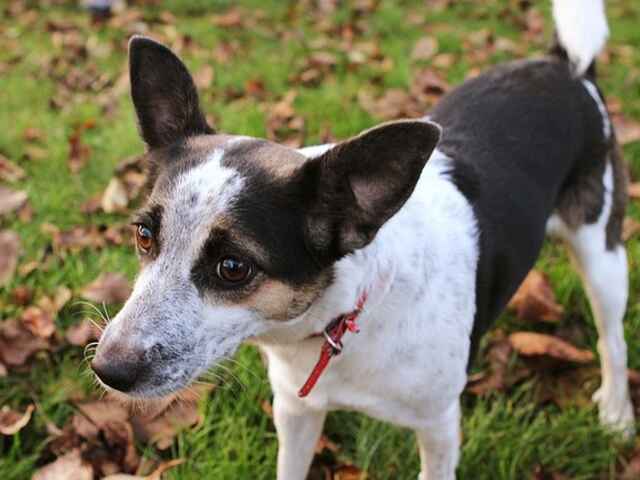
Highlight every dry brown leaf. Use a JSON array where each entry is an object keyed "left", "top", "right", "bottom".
[
  {"left": 102, "top": 459, "right": 184, "bottom": 480},
  {"left": 623, "top": 217, "right": 640, "bottom": 241},
  {"left": 508, "top": 270, "right": 564, "bottom": 323},
  {"left": 72, "top": 398, "right": 130, "bottom": 440},
  {"left": 509, "top": 332, "right": 594, "bottom": 363},
  {"left": 0, "top": 154, "right": 25, "bottom": 182},
  {"left": 333, "top": 464, "right": 366, "bottom": 480},
  {"left": 11, "top": 285, "right": 32, "bottom": 305},
  {"left": 23, "top": 145, "right": 47, "bottom": 160},
  {"left": 260, "top": 400, "right": 273, "bottom": 418},
  {"left": 66, "top": 320, "right": 101, "bottom": 346},
  {"left": 315, "top": 434, "right": 340, "bottom": 454},
  {"left": 411, "top": 36, "right": 438, "bottom": 61},
  {"left": 68, "top": 121, "right": 95, "bottom": 173},
  {"left": 101, "top": 177, "right": 129, "bottom": 213},
  {"left": 23, "top": 127, "right": 45, "bottom": 143},
  {"left": 21, "top": 306, "right": 55, "bottom": 338},
  {"left": 612, "top": 114, "right": 640, "bottom": 145},
  {"left": 194, "top": 64, "right": 214, "bottom": 90},
  {"left": 357, "top": 89, "right": 421, "bottom": 120},
  {"left": 32, "top": 449, "right": 93, "bottom": 480},
  {"left": 211, "top": 8, "right": 244, "bottom": 28},
  {"left": 0, "top": 318, "right": 50, "bottom": 366},
  {"left": 410, "top": 68, "right": 449, "bottom": 107},
  {"left": 81, "top": 272, "right": 131, "bottom": 305},
  {"left": 0, "top": 230, "right": 21, "bottom": 286},
  {"left": 622, "top": 446, "right": 640, "bottom": 479},
  {"left": 432, "top": 53, "right": 456, "bottom": 69},
  {"left": 628, "top": 182, "right": 640, "bottom": 199},
  {"left": 0, "top": 404, "right": 34, "bottom": 435},
  {"left": 0, "top": 186, "right": 28, "bottom": 216},
  {"left": 130, "top": 398, "right": 202, "bottom": 450},
  {"left": 43, "top": 223, "right": 105, "bottom": 253}
]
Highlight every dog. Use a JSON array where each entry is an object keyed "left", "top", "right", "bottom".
[{"left": 91, "top": 0, "right": 634, "bottom": 478}]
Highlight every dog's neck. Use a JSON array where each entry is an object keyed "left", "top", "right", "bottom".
[{"left": 253, "top": 239, "right": 397, "bottom": 347}]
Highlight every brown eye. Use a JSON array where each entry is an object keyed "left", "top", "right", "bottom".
[
  {"left": 135, "top": 225, "right": 153, "bottom": 253},
  {"left": 216, "top": 257, "right": 254, "bottom": 284}
]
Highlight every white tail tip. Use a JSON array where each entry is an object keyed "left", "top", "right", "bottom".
[{"left": 552, "top": 0, "right": 609, "bottom": 76}]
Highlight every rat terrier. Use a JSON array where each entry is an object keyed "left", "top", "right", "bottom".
[{"left": 92, "top": 0, "right": 634, "bottom": 478}]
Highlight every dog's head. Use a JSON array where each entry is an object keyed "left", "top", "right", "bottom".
[{"left": 91, "top": 36, "right": 441, "bottom": 398}]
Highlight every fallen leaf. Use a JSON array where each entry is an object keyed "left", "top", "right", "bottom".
[
  {"left": 432, "top": 53, "right": 456, "bottom": 69},
  {"left": 102, "top": 459, "right": 184, "bottom": 480},
  {"left": 509, "top": 332, "right": 594, "bottom": 363},
  {"left": 508, "top": 270, "right": 564, "bottom": 323},
  {"left": 101, "top": 177, "right": 129, "bottom": 213},
  {"left": 623, "top": 217, "right": 640, "bottom": 241},
  {"left": 0, "top": 230, "right": 21, "bottom": 286},
  {"left": 0, "top": 404, "right": 34, "bottom": 435},
  {"left": 410, "top": 68, "right": 449, "bottom": 100},
  {"left": 68, "top": 121, "right": 95, "bottom": 173},
  {"left": 0, "top": 186, "right": 28, "bottom": 216},
  {"left": 260, "top": 400, "right": 273, "bottom": 418},
  {"left": 622, "top": 445, "right": 640, "bottom": 479},
  {"left": 411, "top": 36, "right": 438, "bottom": 61},
  {"left": 194, "top": 64, "right": 214, "bottom": 90},
  {"left": 11, "top": 285, "right": 32, "bottom": 305},
  {"left": 72, "top": 398, "right": 129, "bottom": 440},
  {"left": 23, "top": 127, "right": 45, "bottom": 142},
  {"left": 628, "top": 182, "right": 640, "bottom": 199},
  {"left": 315, "top": 434, "right": 340, "bottom": 454},
  {"left": 23, "top": 145, "right": 47, "bottom": 160},
  {"left": 0, "top": 154, "right": 25, "bottom": 182},
  {"left": 612, "top": 114, "right": 640, "bottom": 145},
  {"left": 21, "top": 306, "right": 55, "bottom": 338},
  {"left": 333, "top": 464, "right": 366, "bottom": 480},
  {"left": 130, "top": 398, "right": 202, "bottom": 450},
  {"left": 66, "top": 320, "right": 101, "bottom": 346},
  {"left": 81, "top": 273, "right": 131, "bottom": 304},
  {"left": 32, "top": 449, "right": 93, "bottom": 480},
  {"left": 211, "top": 8, "right": 244, "bottom": 28},
  {"left": 357, "top": 89, "right": 420, "bottom": 120},
  {"left": 43, "top": 223, "right": 105, "bottom": 253},
  {"left": 0, "top": 318, "right": 51, "bottom": 366}
]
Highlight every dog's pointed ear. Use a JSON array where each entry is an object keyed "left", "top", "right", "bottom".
[
  {"left": 128, "top": 35, "right": 214, "bottom": 149},
  {"left": 301, "top": 120, "right": 441, "bottom": 259}
]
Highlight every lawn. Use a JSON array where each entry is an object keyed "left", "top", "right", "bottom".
[{"left": 1, "top": 0, "right": 640, "bottom": 479}]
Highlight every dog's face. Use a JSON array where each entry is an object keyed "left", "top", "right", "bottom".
[{"left": 91, "top": 36, "right": 441, "bottom": 398}]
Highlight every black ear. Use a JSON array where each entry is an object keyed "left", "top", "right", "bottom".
[
  {"left": 128, "top": 35, "right": 214, "bottom": 149},
  {"left": 301, "top": 120, "right": 441, "bottom": 259}
]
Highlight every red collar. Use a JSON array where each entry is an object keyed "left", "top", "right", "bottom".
[{"left": 298, "top": 291, "right": 368, "bottom": 398}]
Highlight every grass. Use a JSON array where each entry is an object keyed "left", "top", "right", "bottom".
[{"left": 1, "top": 0, "right": 640, "bottom": 478}]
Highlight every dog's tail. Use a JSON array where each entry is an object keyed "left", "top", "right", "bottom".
[{"left": 550, "top": 0, "right": 609, "bottom": 77}]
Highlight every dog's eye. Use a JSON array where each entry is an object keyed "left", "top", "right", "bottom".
[
  {"left": 216, "top": 256, "right": 254, "bottom": 284},
  {"left": 135, "top": 225, "right": 153, "bottom": 253}
]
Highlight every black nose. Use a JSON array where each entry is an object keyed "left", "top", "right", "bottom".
[{"left": 91, "top": 356, "right": 143, "bottom": 393}]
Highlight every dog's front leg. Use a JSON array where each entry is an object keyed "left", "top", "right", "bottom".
[
  {"left": 415, "top": 402, "right": 461, "bottom": 480},
  {"left": 273, "top": 394, "right": 327, "bottom": 480}
]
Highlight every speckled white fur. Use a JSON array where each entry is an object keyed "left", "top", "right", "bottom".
[
  {"left": 257, "top": 148, "right": 479, "bottom": 480},
  {"left": 547, "top": 162, "right": 634, "bottom": 435}
]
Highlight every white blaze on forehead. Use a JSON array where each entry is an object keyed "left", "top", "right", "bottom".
[{"left": 158, "top": 148, "right": 244, "bottom": 273}]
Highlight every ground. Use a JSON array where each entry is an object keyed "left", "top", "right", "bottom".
[{"left": 1, "top": 1, "right": 640, "bottom": 479}]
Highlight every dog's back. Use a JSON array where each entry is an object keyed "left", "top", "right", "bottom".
[{"left": 429, "top": 1, "right": 624, "bottom": 362}]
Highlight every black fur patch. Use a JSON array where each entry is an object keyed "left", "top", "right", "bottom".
[
  {"left": 129, "top": 36, "right": 213, "bottom": 149},
  {"left": 429, "top": 57, "right": 613, "bottom": 365}
]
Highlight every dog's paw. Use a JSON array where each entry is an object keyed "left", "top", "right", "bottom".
[{"left": 592, "top": 385, "right": 635, "bottom": 439}]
